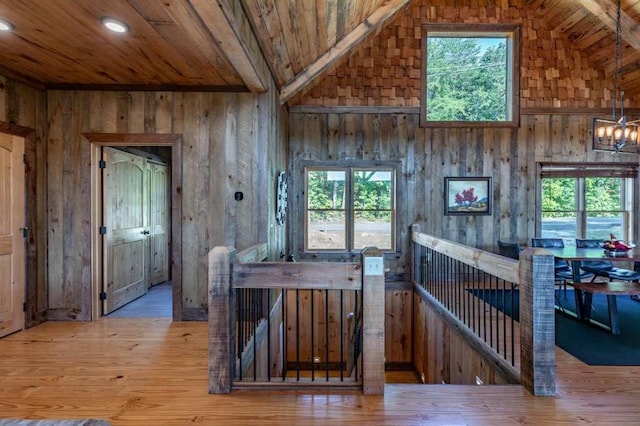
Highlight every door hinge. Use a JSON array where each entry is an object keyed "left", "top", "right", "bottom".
[
  {"left": 23, "top": 302, "right": 27, "bottom": 312},
  {"left": 23, "top": 154, "right": 27, "bottom": 164},
  {"left": 99, "top": 291, "right": 107, "bottom": 301},
  {"left": 20, "top": 227, "right": 29, "bottom": 238},
  {"left": 99, "top": 226, "right": 107, "bottom": 235},
  {"left": 99, "top": 160, "right": 106, "bottom": 169}
]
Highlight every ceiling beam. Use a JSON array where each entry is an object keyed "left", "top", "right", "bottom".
[
  {"left": 190, "top": 0, "right": 268, "bottom": 93},
  {"left": 279, "top": 0, "right": 410, "bottom": 105},
  {"left": 580, "top": 0, "right": 640, "bottom": 49}
]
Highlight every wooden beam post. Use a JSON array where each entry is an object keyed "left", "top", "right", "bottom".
[
  {"left": 279, "top": 0, "right": 410, "bottom": 104},
  {"left": 208, "top": 246, "right": 236, "bottom": 394},
  {"left": 410, "top": 224, "right": 421, "bottom": 285},
  {"left": 518, "top": 247, "right": 556, "bottom": 396},
  {"left": 361, "top": 247, "right": 385, "bottom": 395}
]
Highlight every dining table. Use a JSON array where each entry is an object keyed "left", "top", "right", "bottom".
[
  {"left": 543, "top": 246, "right": 640, "bottom": 282},
  {"left": 542, "top": 246, "right": 640, "bottom": 333}
]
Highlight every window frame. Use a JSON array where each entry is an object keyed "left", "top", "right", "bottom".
[
  {"left": 420, "top": 23, "right": 521, "bottom": 128},
  {"left": 301, "top": 161, "right": 399, "bottom": 255},
  {"left": 537, "top": 163, "right": 638, "bottom": 243}
]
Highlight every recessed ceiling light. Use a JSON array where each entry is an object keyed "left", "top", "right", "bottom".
[
  {"left": 0, "top": 18, "right": 14, "bottom": 32},
  {"left": 101, "top": 17, "right": 129, "bottom": 33}
]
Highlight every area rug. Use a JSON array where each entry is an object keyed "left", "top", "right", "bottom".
[{"left": 470, "top": 288, "right": 640, "bottom": 366}]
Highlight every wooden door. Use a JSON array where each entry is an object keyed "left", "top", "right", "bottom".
[
  {"left": 0, "top": 133, "right": 25, "bottom": 337},
  {"left": 102, "top": 147, "right": 148, "bottom": 314},
  {"left": 148, "top": 162, "right": 169, "bottom": 285}
]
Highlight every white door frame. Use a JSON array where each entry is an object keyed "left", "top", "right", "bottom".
[{"left": 84, "top": 133, "right": 182, "bottom": 321}]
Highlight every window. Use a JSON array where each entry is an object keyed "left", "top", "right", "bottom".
[
  {"left": 305, "top": 165, "right": 396, "bottom": 252},
  {"left": 539, "top": 164, "right": 637, "bottom": 244},
  {"left": 421, "top": 24, "right": 520, "bottom": 127}
]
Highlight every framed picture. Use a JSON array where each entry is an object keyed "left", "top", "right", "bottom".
[{"left": 444, "top": 177, "right": 492, "bottom": 216}]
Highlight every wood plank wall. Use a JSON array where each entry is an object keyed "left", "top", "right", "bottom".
[
  {"left": 413, "top": 292, "right": 510, "bottom": 385},
  {"left": 0, "top": 75, "right": 288, "bottom": 321},
  {"left": 289, "top": 111, "right": 638, "bottom": 275},
  {"left": 288, "top": 111, "right": 640, "bottom": 366}
]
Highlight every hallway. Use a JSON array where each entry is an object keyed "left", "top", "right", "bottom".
[{"left": 106, "top": 282, "right": 172, "bottom": 318}]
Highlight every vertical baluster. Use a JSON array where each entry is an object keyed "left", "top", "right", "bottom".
[
  {"left": 253, "top": 289, "right": 257, "bottom": 381},
  {"left": 282, "top": 289, "right": 287, "bottom": 382},
  {"left": 340, "top": 289, "right": 344, "bottom": 382},
  {"left": 296, "top": 289, "right": 300, "bottom": 381},
  {"left": 267, "top": 288, "right": 271, "bottom": 382},
  {"left": 238, "top": 289, "right": 244, "bottom": 381},
  {"left": 485, "top": 275, "right": 498, "bottom": 349},
  {"left": 354, "top": 289, "right": 359, "bottom": 381},
  {"left": 325, "top": 289, "right": 329, "bottom": 381},
  {"left": 311, "top": 290, "right": 315, "bottom": 381}
]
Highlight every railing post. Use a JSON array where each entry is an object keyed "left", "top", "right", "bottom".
[
  {"left": 410, "top": 224, "right": 421, "bottom": 285},
  {"left": 361, "top": 247, "right": 385, "bottom": 395},
  {"left": 518, "top": 247, "right": 556, "bottom": 396},
  {"left": 208, "top": 246, "right": 236, "bottom": 394}
]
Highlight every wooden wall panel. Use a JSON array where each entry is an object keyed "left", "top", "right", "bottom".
[
  {"left": 412, "top": 292, "right": 503, "bottom": 385},
  {"left": 41, "top": 88, "right": 287, "bottom": 320},
  {"left": 284, "top": 289, "right": 357, "bottom": 365},
  {"left": 289, "top": 112, "right": 637, "bottom": 280},
  {"left": 384, "top": 288, "right": 412, "bottom": 366},
  {"left": 1, "top": 71, "right": 287, "bottom": 322}
]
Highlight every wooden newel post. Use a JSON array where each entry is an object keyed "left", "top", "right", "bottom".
[
  {"left": 410, "top": 224, "right": 421, "bottom": 284},
  {"left": 518, "top": 247, "right": 556, "bottom": 396},
  {"left": 208, "top": 246, "right": 236, "bottom": 394},
  {"left": 361, "top": 247, "right": 385, "bottom": 395}
]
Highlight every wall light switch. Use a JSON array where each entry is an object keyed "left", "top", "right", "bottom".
[{"left": 364, "top": 257, "right": 384, "bottom": 276}]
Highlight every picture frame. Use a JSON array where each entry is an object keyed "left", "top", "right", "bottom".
[{"left": 444, "top": 177, "right": 492, "bottom": 216}]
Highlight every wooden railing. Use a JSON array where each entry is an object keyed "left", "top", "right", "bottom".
[
  {"left": 411, "top": 225, "right": 556, "bottom": 396},
  {"left": 208, "top": 245, "right": 385, "bottom": 394}
]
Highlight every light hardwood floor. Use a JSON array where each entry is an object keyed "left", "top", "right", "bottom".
[{"left": 1, "top": 318, "right": 639, "bottom": 425}]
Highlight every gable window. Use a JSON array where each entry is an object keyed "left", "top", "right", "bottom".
[
  {"left": 420, "top": 24, "right": 520, "bottom": 128},
  {"left": 539, "top": 164, "right": 637, "bottom": 244},
  {"left": 305, "top": 164, "right": 396, "bottom": 252}
]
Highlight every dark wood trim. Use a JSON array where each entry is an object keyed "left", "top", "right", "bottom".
[
  {"left": 289, "top": 105, "right": 640, "bottom": 115},
  {"left": 384, "top": 362, "right": 414, "bottom": 371},
  {"left": 384, "top": 280, "right": 413, "bottom": 291},
  {"left": 525, "top": 107, "right": 640, "bottom": 115},
  {"left": 83, "top": 133, "right": 179, "bottom": 145},
  {"left": 290, "top": 106, "right": 420, "bottom": 114},
  {"left": 0, "top": 121, "right": 35, "bottom": 137},
  {"left": 46, "top": 84, "right": 249, "bottom": 93},
  {"left": 0, "top": 66, "right": 46, "bottom": 91},
  {"left": 183, "top": 307, "right": 208, "bottom": 321}
]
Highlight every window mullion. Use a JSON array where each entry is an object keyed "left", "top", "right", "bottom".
[
  {"left": 346, "top": 167, "right": 354, "bottom": 251},
  {"left": 577, "top": 177, "right": 586, "bottom": 238}
]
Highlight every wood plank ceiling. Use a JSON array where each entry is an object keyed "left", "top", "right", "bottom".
[{"left": 0, "top": 0, "right": 638, "bottom": 102}]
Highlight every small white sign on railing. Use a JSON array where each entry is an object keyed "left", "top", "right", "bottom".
[{"left": 364, "top": 257, "right": 384, "bottom": 276}]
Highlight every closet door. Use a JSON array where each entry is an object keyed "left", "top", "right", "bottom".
[
  {"left": 102, "top": 147, "right": 148, "bottom": 314},
  {"left": 148, "top": 162, "right": 169, "bottom": 285},
  {"left": 0, "top": 133, "right": 25, "bottom": 337}
]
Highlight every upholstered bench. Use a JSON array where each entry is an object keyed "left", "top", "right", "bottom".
[{"left": 572, "top": 281, "right": 640, "bottom": 334}]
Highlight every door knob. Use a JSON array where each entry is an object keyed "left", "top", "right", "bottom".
[{"left": 141, "top": 230, "right": 150, "bottom": 235}]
